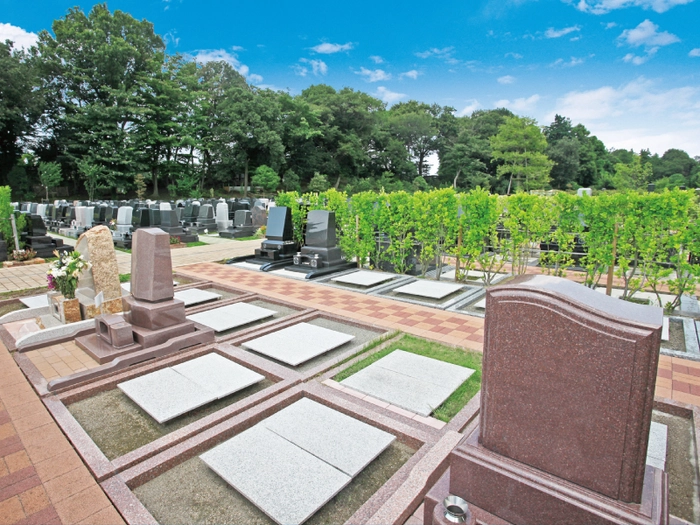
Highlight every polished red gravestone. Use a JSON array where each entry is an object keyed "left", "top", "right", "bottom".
[{"left": 435, "top": 275, "right": 668, "bottom": 525}]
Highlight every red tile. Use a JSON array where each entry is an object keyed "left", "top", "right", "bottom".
[{"left": 673, "top": 380, "right": 691, "bottom": 393}]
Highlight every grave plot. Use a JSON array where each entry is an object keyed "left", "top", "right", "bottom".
[
  {"left": 66, "top": 351, "right": 279, "bottom": 460},
  {"left": 239, "top": 317, "right": 383, "bottom": 375},
  {"left": 447, "top": 292, "right": 488, "bottom": 318},
  {"left": 173, "top": 288, "right": 222, "bottom": 306},
  {"left": 374, "top": 278, "right": 481, "bottom": 310},
  {"left": 118, "top": 353, "right": 265, "bottom": 423},
  {"left": 340, "top": 350, "right": 475, "bottom": 417},
  {"left": 18, "top": 293, "right": 49, "bottom": 309},
  {"left": 319, "top": 269, "right": 411, "bottom": 294},
  {"left": 439, "top": 268, "right": 509, "bottom": 286},
  {"left": 200, "top": 399, "right": 395, "bottom": 525}
]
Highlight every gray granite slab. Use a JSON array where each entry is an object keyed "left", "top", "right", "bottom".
[
  {"left": 661, "top": 317, "right": 669, "bottom": 341},
  {"left": 331, "top": 270, "right": 394, "bottom": 288},
  {"left": 117, "top": 368, "right": 215, "bottom": 424},
  {"left": 200, "top": 424, "right": 351, "bottom": 525},
  {"left": 232, "top": 261, "right": 264, "bottom": 272},
  {"left": 473, "top": 297, "right": 487, "bottom": 310},
  {"left": 270, "top": 268, "right": 308, "bottom": 280},
  {"left": 172, "top": 353, "right": 265, "bottom": 399},
  {"left": 19, "top": 294, "right": 49, "bottom": 309},
  {"left": 683, "top": 318, "right": 700, "bottom": 354},
  {"left": 243, "top": 322, "right": 355, "bottom": 366},
  {"left": 264, "top": 398, "right": 395, "bottom": 476},
  {"left": 646, "top": 421, "right": 667, "bottom": 471},
  {"left": 186, "top": 303, "right": 275, "bottom": 332},
  {"left": 393, "top": 280, "right": 464, "bottom": 299},
  {"left": 680, "top": 294, "right": 700, "bottom": 314},
  {"left": 174, "top": 288, "right": 222, "bottom": 306},
  {"left": 376, "top": 350, "right": 474, "bottom": 392},
  {"left": 341, "top": 351, "right": 474, "bottom": 416}
]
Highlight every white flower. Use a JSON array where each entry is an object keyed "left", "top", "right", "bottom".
[{"left": 204, "top": 229, "right": 208, "bottom": 234}]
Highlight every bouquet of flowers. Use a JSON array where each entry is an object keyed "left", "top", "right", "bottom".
[{"left": 47, "top": 250, "right": 90, "bottom": 299}]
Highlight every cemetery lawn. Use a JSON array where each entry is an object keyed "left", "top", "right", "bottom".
[
  {"left": 232, "top": 235, "right": 259, "bottom": 241},
  {"left": 186, "top": 241, "right": 207, "bottom": 247},
  {"left": 334, "top": 334, "right": 482, "bottom": 422}
]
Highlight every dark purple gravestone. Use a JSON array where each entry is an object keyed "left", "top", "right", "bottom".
[{"left": 439, "top": 275, "right": 668, "bottom": 525}]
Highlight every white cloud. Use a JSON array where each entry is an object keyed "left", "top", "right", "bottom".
[
  {"left": 498, "top": 75, "right": 516, "bottom": 84},
  {"left": 415, "top": 46, "right": 458, "bottom": 63},
  {"left": 551, "top": 56, "right": 586, "bottom": 67},
  {"left": 375, "top": 86, "right": 407, "bottom": 104},
  {"left": 545, "top": 25, "right": 581, "bottom": 38},
  {"left": 0, "top": 23, "right": 38, "bottom": 50},
  {"left": 457, "top": 100, "right": 481, "bottom": 116},
  {"left": 369, "top": 55, "right": 384, "bottom": 64},
  {"left": 690, "top": 48, "right": 700, "bottom": 57},
  {"left": 605, "top": 22, "right": 618, "bottom": 29},
  {"left": 311, "top": 42, "right": 353, "bottom": 54},
  {"left": 623, "top": 48, "right": 658, "bottom": 64},
  {"left": 300, "top": 58, "right": 328, "bottom": 76},
  {"left": 546, "top": 77, "right": 700, "bottom": 155},
  {"left": 505, "top": 52, "right": 524, "bottom": 59},
  {"left": 189, "top": 49, "right": 261, "bottom": 82},
  {"left": 294, "top": 65, "right": 308, "bottom": 77},
  {"left": 618, "top": 20, "right": 680, "bottom": 47},
  {"left": 356, "top": 67, "right": 391, "bottom": 82},
  {"left": 572, "top": 0, "right": 694, "bottom": 14},
  {"left": 495, "top": 94, "right": 541, "bottom": 112},
  {"left": 163, "top": 31, "right": 180, "bottom": 48},
  {"left": 231, "top": 45, "right": 244, "bottom": 51},
  {"left": 399, "top": 70, "right": 420, "bottom": 80}
]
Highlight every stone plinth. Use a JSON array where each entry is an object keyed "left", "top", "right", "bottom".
[
  {"left": 122, "top": 295, "right": 186, "bottom": 330},
  {"left": 130, "top": 228, "right": 174, "bottom": 302}
]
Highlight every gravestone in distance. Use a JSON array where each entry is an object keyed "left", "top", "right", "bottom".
[
  {"left": 219, "top": 209, "right": 256, "bottom": 238},
  {"left": 22, "top": 214, "right": 73, "bottom": 258},
  {"left": 112, "top": 206, "right": 133, "bottom": 248},
  {"left": 433, "top": 274, "right": 668, "bottom": 525},
  {"left": 252, "top": 206, "right": 296, "bottom": 262},
  {"left": 287, "top": 210, "right": 354, "bottom": 276}
]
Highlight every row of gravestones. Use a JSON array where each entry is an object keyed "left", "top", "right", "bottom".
[{"left": 9, "top": 198, "right": 270, "bottom": 251}]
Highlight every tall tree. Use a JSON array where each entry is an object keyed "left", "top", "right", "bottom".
[{"left": 490, "top": 116, "right": 553, "bottom": 194}]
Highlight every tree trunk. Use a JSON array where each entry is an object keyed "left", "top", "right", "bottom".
[
  {"left": 335, "top": 175, "right": 341, "bottom": 189},
  {"left": 244, "top": 159, "right": 249, "bottom": 198},
  {"left": 453, "top": 169, "right": 461, "bottom": 189},
  {"left": 151, "top": 165, "right": 159, "bottom": 198}
]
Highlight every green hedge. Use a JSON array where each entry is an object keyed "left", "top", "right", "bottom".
[{"left": 276, "top": 187, "right": 700, "bottom": 311}]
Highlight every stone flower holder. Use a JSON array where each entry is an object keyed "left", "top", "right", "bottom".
[{"left": 50, "top": 293, "right": 82, "bottom": 324}]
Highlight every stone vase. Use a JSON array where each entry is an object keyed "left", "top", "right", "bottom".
[{"left": 50, "top": 294, "right": 82, "bottom": 324}]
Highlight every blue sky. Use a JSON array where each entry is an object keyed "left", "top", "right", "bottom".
[{"left": 2, "top": 0, "right": 699, "bottom": 156}]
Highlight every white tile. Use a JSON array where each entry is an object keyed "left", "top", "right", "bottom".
[
  {"left": 174, "top": 288, "right": 222, "bottom": 306},
  {"left": 263, "top": 398, "right": 395, "bottom": 476},
  {"left": 472, "top": 298, "right": 487, "bottom": 310},
  {"left": 118, "top": 368, "right": 215, "bottom": 424},
  {"left": 171, "top": 353, "right": 265, "bottom": 399},
  {"left": 661, "top": 317, "right": 669, "bottom": 341},
  {"left": 269, "top": 268, "right": 308, "bottom": 280},
  {"left": 19, "top": 294, "right": 49, "bottom": 309},
  {"left": 646, "top": 421, "right": 667, "bottom": 471},
  {"left": 393, "top": 280, "right": 464, "bottom": 300},
  {"left": 186, "top": 303, "right": 275, "bottom": 332},
  {"left": 331, "top": 271, "right": 394, "bottom": 287},
  {"left": 232, "top": 262, "right": 263, "bottom": 272},
  {"left": 243, "top": 322, "right": 355, "bottom": 366},
  {"left": 377, "top": 350, "right": 474, "bottom": 392},
  {"left": 200, "top": 424, "right": 351, "bottom": 525}
]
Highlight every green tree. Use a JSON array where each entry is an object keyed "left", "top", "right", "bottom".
[
  {"left": 438, "top": 133, "right": 489, "bottom": 190},
  {"left": 308, "top": 172, "right": 330, "bottom": 192},
  {"left": 77, "top": 159, "right": 106, "bottom": 201},
  {"left": 38, "top": 161, "right": 62, "bottom": 201},
  {"left": 134, "top": 173, "right": 147, "bottom": 200},
  {"left": 612, "top": 154, "right": 652, "bottom": 190},
  {"left": 490, "top": 116, "right": 553, "bottom": 194},
  {"left": 252, "top": 165, "right": 281, "bottom": 194},
  {"left": 282, "top": 170, "right": 301, "bottom": 192}
]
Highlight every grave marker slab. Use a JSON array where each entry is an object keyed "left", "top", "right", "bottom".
[
  {"left": 118, "top": 367, "right": 215, "bottom": 424},
  {"left": 19, "top": 294, "right": 50, "bottom": 309},
  {"left": 331, "top": 270, "right": 395, "bottom": 288},
  {"left": 645, "top": 421, "right": 667, "bottom": 471},
  {"left": 172, "top": 353, "right": 264, "bottom": 399},
  {"left": 173, "top": 288, "right": 222, "bottom": 307},
  {"left": 243, "top": 322, "right": 354, "bottom": 366},
  {"left": 186, "top": 303, "right": 275, "bottom": 332},
  {"left": 393, "top": 280, "right": 464, "bottom": 299}
]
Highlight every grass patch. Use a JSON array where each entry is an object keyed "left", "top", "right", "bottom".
[
  {"left": 334, "top": 334, "right": 482, "bottom": 422},
  {"left": 186, "top": 241, "right": 207, "bottom": 247},
  {"left": 114, "top": 246, "right": 131, "bottom": 254},
  {"left": 0, "top": 286, "right": 48, "bottom": 300},
  {"left": 233, "top": 235, "right": 260, "bottom": 241},
  {"left": 119, "top": 273, "right": 131, "bottom": 283}
]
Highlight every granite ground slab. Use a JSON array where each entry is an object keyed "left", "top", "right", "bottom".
[
  {"left": 646, "top": 421, "right": 668, "bottom": 471},
  {"left": 172, "top": 353, "right": 265, "bottom": 399},
  {"left": 232, "top": 261, "right": 264, "bottom": 272},
  {"left": 118, "top": 353, "right": 265, "bottom": 423},
  {"left": 263, "top": 398, "right": 395, "bottom": 476},
  {"left": 186, "top": 302, "right": 275, "bottom": 332},
  {"left": 118, "top": 367, "right": 215, "bottom": 424},
  {"left": 393, "top": 280, "right": 464, "bottom": 300},
  {"left": 331, "top": 270, "right": 395, "bottom": 288},
  {"left": 174, "top": 288, "right": 222, "bottom": 306},
  {"left": 242, "top": 322, "right": 355, "bottom": 366},
  {"left": 200, "top": 399, "right": 394, "bottom": 525},
  {"left": 341, "top": 350, "right": 474, "bottom": 417},
  {"left": 269, "top": 268, "right": 308, "bottom": 280},
  {"left": 19, "top": 293, "right": 49, "bottom": 308}
]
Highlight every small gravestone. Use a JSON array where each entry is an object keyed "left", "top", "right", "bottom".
[
  {"left": 288, "top": 210, "right": 353, "bottom": 275},
  {"left": 251, "top": 200, "right": 267, "bottom": 228},
  {"left": 74, "top": 225, "right": 123, "bottom": 318},
  {"left": 440, "top": 274, "right": 667, "bottom": 524},
  {"left": 243, "top": 322, "right": 354, "bottom": 366},
  {"left": 130, "top": 228, "right": 174, "bottom": 302}
]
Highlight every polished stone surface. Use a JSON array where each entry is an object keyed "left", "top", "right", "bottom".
[
  {"left": 243, "top": 322, "right": 355, "bottom": 366},
  {"left": 117, "top": 368, "right": 215, "bottom": 424},
  {"left": 645, "top": 421, "right": 667, "bottom": 471},
  {"left": 200, "top": 398, "right": 393, "bottom": 524},
  {"left": 172, "top": 353, "right": 265, "bottom": 399},
  {"left": 331, "top": 270, "right": 395, "bottom": 287},
  {"left": 393, "top": 280, "right": 464, "bottom": 299},
  {"left": 263, "top": 398, "right": 395, "bottom": 476},
  {"left": 130, "top": 228, "right": 175, "bottom": 302},
  {"left": 173, "top": 288, "right": 222, "bottom": 307},
  {"left": 186, "top": 302, "right": 275, "bottom": 332},
  {"left": 341, "top": 350, "right": 474, "bottom": 416}
]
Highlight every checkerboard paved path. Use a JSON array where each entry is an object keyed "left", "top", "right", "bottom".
[{"left": 177, "top": 263, "right": 485, "bottom": 351}]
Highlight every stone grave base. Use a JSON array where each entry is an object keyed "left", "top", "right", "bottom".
[
  {"left": 440, "top": 427, "right": 668, "bottom": 525},
  {"left": 219, "top": 226, "right": 257, "bottom": 238}
]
